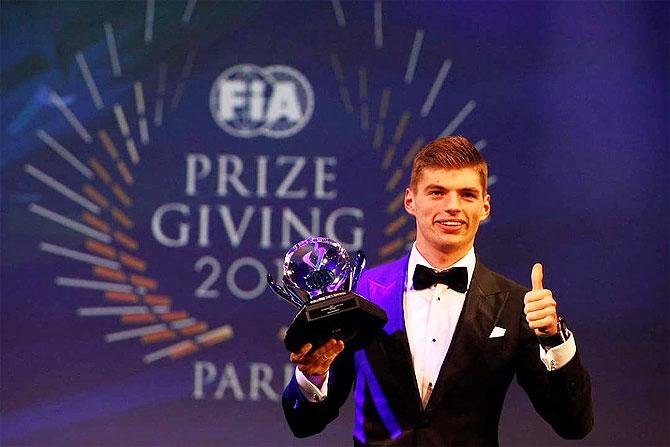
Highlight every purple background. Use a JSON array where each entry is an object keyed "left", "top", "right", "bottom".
[{"left": 1, "top": 1, "right": 668, "bottom": 446}]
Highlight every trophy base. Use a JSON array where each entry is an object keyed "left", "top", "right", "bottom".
[{"left": 283, "top": 291, "right": 388, "bottom": 353}]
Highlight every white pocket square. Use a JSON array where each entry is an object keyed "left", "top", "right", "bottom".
[{"left": 489, "top": 326, "right": 506, "bottom": 338}]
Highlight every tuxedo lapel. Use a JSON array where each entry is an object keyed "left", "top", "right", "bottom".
[
  {"left": 425, "top": 261, "right": 510, "bottom": 411},
  {"left": 364, "top": 255, "right": 423, "bottom": 414}
]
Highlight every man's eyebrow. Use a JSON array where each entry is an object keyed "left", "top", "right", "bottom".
[
  {"left": 460, "top": 187, "right": 481, "bottom": 194},
  {"left": 423, "top": 184, "right": 481, "bottom": 193}
]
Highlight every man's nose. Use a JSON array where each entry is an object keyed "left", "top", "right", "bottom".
[{"left": 443, "top": 193, "right": 461, "bottom": 212}]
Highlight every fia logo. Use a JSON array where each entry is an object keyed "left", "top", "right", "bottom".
[{"left": 209, "top": 64, "right": 314, "bottom": 138}]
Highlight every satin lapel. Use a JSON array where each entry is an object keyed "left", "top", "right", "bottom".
[
  {"left": 425, "top": 261, "right": 510, "bottom": 411},
  {"left": 363, "top": 255, "right": 423, "bottom": 414}
]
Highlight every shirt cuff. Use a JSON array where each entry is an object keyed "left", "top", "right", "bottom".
[
  {"left": 538, "top": 331, "right": 577, "bottom": 371},
  {"left": 295, "top": 367, "right": 329, "bottom": 402}
]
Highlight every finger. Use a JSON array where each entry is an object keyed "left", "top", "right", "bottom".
[
  {"left": 526, "top": 307, "right": 556, "bottom": 323},
  {"left": 306, "top": 340, "right": 346, "bottom": 374},
  {"left": 291, "top": 352, "right": 316, "bottom": 365},
  {"left": 314, "top": 339, "right": 346, "bottom": 367},
  {"left": 524, "top": 290, "right": 554, "bottom": 307},
  {"left": 524, "top": 295, "right": 555, "bottom": 313},
  {"left": 527, "top": 315, "right": 555, "bottom": 329},
  {"left": 523, "top": 289, "right": 552, "bottom": 305},
  {"left": 319, "top": 350, "right": 339, "bottom": 364},
  {"left": 320, "top": 341, "right": 345, "bottom": 362},
  {"left": 290, "top": 343, "right": 313, "bottom": 362},
  {"left": 531, "top": 263, "right": 543, "bottom": 291},
  {"left": 291, "top": 353, "right": 310, "bottom": 364},
  {"left": 306, "top": 339, "right": 336, "bottom": 363},
  {"left": 526, "top": 305, "right": 556, "bottom": 319}
]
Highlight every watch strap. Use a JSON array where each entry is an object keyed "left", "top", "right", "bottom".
[{"left": 539, "top": 316, "right": 568, "bottom": 349}]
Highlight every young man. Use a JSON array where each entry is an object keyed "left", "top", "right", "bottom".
[{"left": 282, "top": 136, "right": 593, "bottom": 446}]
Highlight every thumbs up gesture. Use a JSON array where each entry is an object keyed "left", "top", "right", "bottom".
[{"left": 523, "top": 263, "right": 559, "bottom": 337}]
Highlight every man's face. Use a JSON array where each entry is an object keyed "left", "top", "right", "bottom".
[{"left": 405, "top": 167, "right": 491, "bottom": 260}]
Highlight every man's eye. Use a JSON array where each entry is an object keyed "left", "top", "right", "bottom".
[{"left": 429, "top": 190, "right": 443, "bottom": 196}]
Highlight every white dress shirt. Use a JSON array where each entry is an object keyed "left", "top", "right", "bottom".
[
  {"left": 405, "top": 244, "right": 474, "bottom": 407},
  {"left": 297, "top": 243, "right": 577, "bottom": 403}
]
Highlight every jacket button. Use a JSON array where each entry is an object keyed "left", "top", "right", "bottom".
[{"left": 420, "top": 418, "right": 430, "bottom": 427}]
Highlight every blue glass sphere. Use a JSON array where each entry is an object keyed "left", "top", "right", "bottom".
[{"left": 283, "top": 237, "right": 351, "bottom": 298}]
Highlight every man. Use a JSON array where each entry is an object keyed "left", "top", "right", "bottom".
[{"left": 282, "top": 136, "right": 593, "bottom": 446}]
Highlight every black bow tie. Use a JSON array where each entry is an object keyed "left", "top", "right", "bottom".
[{"left": 412, "top": 264, "right": 468, "bottom": 293}]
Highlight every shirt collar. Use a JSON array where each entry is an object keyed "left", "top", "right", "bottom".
[{"left": 407, "top": 243, "right": 476, "bottom": 292}]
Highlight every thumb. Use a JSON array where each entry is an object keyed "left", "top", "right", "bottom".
[
  {"left": 531, "top": 263, "right": 543, "bottom": 291},
  {"left": 295, "top": 343, "right": 312, "bottom": 358}
]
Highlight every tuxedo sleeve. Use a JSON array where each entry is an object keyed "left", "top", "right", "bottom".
[
  {"left": 282, "top": 349, "right": 355, "bottom": 438},
  {"left": 514, "top": 305, "right": 594, "bottom": 439}
]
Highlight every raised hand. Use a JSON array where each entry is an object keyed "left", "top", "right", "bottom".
[
  {"left": 523, "top": 263, "right": 559, "bottom": 337},
  {"left": 290, "top": 339, "right": 345, "bottom": 385}
]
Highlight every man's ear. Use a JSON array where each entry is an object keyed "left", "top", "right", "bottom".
[
  {"left": 481, "top": 193, "right": 491, "bottom": 221},
  {"left": 404, "top": 188, "right": 416, "bottom": 216}
]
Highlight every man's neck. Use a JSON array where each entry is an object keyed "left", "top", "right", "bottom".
[{"left": 415, "top": 240, "right": 473, "bottom": 270}]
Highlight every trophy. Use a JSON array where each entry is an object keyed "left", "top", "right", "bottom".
[{"left": 267, "top": 237, "right": 388, "bottom": 353}]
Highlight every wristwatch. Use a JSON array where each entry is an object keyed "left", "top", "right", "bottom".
[{"left": 539, "top": 316, "right": 569, "bottom": 349}]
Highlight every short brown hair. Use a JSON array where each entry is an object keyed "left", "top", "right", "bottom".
[{"left": 409, "top": 136, "right": 488, "bottom": 193}]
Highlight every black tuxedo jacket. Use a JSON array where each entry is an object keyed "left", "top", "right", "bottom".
[{"left": 283, "top": 255, "right": 593, "bottom": 446}]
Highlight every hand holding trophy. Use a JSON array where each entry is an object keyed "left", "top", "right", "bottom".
[{"left": 267, "top": 237, "right": 388, "bottom": 353}]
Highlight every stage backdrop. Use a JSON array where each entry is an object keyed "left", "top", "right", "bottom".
[{"left": 1, "top": 1, "right": 668, "bottom": 446}]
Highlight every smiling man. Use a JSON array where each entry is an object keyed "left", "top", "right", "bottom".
[{"left": 283, "top": 136, "right": 593, "bottom": 446}]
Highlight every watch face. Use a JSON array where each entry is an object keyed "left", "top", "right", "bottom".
[{"left": 558, "top": 317, "right": 569, "bottom": 339}]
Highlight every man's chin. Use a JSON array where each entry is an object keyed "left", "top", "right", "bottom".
[{"left": 434, "top": 236, "right": 472, "bottom": 254}]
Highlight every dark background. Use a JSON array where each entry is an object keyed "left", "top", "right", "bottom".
[{"left": 1, "top": 1, "right": 668, "bottom": 446}]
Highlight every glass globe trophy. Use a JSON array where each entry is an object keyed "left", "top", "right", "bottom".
[{"left": 267, "top": 237, "right": 388, "bottom": 353}]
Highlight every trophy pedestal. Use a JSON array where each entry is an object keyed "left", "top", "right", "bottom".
[{"left": 284, "top": 291, "right": 388, "bottom": 353}]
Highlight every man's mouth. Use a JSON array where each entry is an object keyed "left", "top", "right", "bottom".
[{"left": 435, "top": 219, "right": 466, "bottom": 230}]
